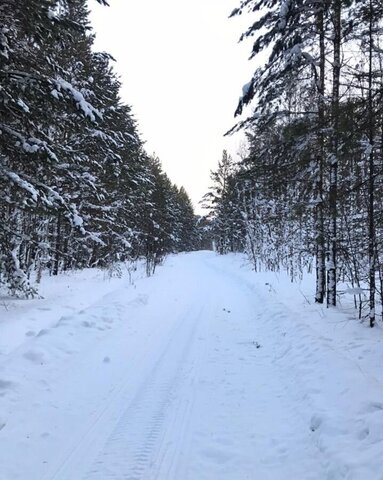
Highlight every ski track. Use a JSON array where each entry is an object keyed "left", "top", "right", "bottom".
[{"left": 0, "top": 251, "right": 382, "bottom": 480}]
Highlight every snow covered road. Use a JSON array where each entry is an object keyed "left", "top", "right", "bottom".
[{"left": 0, "top": 252, "right": 382, "bottom": 480}]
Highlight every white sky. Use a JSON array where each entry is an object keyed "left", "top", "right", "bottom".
[{"left": 89, "top": 0, "right": 255, "bottom": 213}]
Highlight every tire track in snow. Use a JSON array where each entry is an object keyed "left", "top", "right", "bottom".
[
  {"left": 46, "top": 301, "right": 208, "bottom": 480},
  {"left": 83, "top": 303, "right": 207, "bottom": 480}
]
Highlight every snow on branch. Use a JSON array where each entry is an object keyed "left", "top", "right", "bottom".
[
  {"left": 2, "top": 170, "right": 39, "bottom": 202},
  {"left": 0, "top": 124, "right": 59, "bottom": 161},
  {"left": 54, "top": 78, "right": 103, "bottom": 122}
]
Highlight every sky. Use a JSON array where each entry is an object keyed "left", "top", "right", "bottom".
[{"left": 89, "top": 0, "right": 255, "bottom": 213}]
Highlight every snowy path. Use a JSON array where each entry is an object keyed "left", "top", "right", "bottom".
[{"left": 0, "top": 252, "right": 381, "bottom": 480}]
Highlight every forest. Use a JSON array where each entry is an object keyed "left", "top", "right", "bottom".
[
  {"left": 204, "top": 0, "right": 383, "bottom": 327},
  {"left": 1, "top": 0, "right": 382, "bottom": 327},
  {"left": 0, "top": 0, "right": 207, "bottom": 299}
]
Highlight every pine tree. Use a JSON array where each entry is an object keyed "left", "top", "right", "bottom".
[
  {"left": 203, "top": 151, "right": 244, "bottom": 254},
  {"left": 0, "top": 0, "right": 198, "bottom": 295},
  {"left": 228, "top": 0, "right": 383, "bottom": 322},
  {"left": 0, "top": 0, "right": 102, "bottom": 294}
]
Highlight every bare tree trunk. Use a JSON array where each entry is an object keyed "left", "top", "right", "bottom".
[
  {"left": 367, "top": 0, "right": 375, "bottom": 327},
  {"left": 241, "top": 186, "right": 258, "bottom": 271},
  {"left": 315, "top": 4, "right": 326, "bottom": 304},
  {"left": 52, "top": 214, "right": 61, "bottom": 276},
  {"left": 327, "top": 0, "right": 341, "bottom": 307}
]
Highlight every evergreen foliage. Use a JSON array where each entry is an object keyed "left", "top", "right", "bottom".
[
  {"left": 203, "top": 150, "right": 245, "bottom": 255},
  {"left": 211, "top": 0, "right": 383, "bottom": 325},
  {"left": 0, "top": 0, "right": 198, "bottom": 296}
]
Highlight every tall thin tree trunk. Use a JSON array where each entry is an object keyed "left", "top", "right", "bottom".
[
  {"left": 315, "top": 4, "right": 326, "bottom": 304},
  {"left": 241, "top": 187, "right": 258, "bottom": 271},
  {"left": 53, "top": 214, "right": 61, "bottom": 276},
  {"left": 327, "top": 0, "right": 341, "bottom": 307},
  {"left": 367, "top": 0, "right": 375, "bottom": 327}
]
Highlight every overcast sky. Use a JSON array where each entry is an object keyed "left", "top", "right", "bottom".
[{"left": 89, "top": 0, "right": 255, "bottom": 213}]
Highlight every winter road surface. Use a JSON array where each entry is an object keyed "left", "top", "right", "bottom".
[{"left": 0, "top": 252, "right": 382, "bottom": 480}]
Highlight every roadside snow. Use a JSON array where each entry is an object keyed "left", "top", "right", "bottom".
[
  {"left": 0, "top": 263, "right": 144, "bottom": 355},
  {"left": 0, "top": 252, "right": 381, "bottom": 480}
]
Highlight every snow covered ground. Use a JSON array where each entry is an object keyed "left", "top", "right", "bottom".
[{"left": 0, "top": 251, "right": 382, "bottom": 480}]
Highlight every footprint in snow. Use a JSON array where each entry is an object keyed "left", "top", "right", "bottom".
[
  {"left": 103, "top": 317, "right": 114, "bottom": 324},
  {"left": 0, "top": 379, "right": 15, "bottom": 396},
  {"left": 357, "top": 426, "right": 370, "bottom": 440},
  {"left": 23, "top": 350, "right": 45, "bottom": 365},
  {"left": 359, "top": 401, "right": 383, "bottom": 414},
  {"left": 310, "top": 414, "right": 323, "bottom": 432},
  {"left": 37, "top": 329, "right": 49, "bottom": 337},
  {"left": 81, "top": 320, "right": 96, "bottom": 328}
]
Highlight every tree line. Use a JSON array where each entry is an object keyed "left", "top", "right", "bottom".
[
  {"left": 205, "top": 0, "right": 383, "bottom": 326},
  {"left": 0, "top": 0, "right": 203, "bottom": 297}
]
